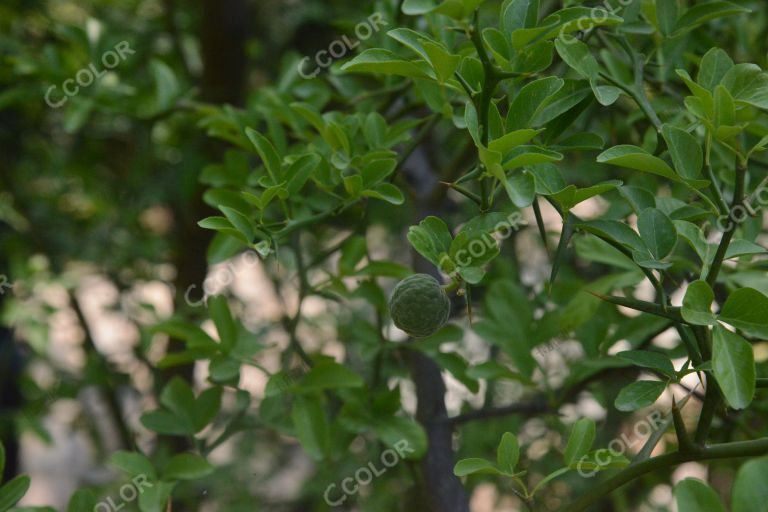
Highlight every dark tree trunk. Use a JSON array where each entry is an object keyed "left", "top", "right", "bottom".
[
  {"left": 406, "top": 147, "right": 471, "bottom": 512},
  {"left": 0, "top": 222, "right": 21, "bottom": 481}
]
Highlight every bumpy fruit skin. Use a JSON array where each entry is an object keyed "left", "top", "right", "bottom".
[{"left": 388, "top": 273, "right": 450, "bottom": 338}]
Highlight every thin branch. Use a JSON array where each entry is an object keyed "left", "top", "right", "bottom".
[
  {"left": 565, "top": 437, "right": 768, "bottom": 512},
  {"left": 70, "top": 292, "right": 134, "bottom": 450},
  {"left": 705, "top": 162, "right": 747, "bottom": 286},
  {"left": 444, "top": 401, "right": 554, "bottom": 425}
]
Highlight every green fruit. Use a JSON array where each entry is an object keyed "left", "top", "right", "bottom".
[{"left": 388, "top": 273, "right": 450, "bottom": 338}]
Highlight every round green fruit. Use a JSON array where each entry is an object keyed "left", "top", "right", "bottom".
[{"left": 388, "top": 273, "right": 450, "bottom": 338}]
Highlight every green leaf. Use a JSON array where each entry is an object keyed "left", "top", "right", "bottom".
[
  {"left": 466, "top": 361, "right": 525, "bottom": 381},
  {"left": 564, "top": 418, "right": 596, "bottom": 466},
  {"left": 554, "top": 37, "right": 598, "bottom": 80},
  {"left": 110, "top": 451, "right": 157, "bottom": 479},
  {"left": 341, "top": 49, "right": 431, "bottom": 79},
  {"left": 507, "top": 77, "right": 564, "bottom": 130},
  {"left": 597, "top": 145, "right": 679, "bottom": 181},
  {"left": 560, "top": 272, "right": 644, "bottom": 333},
  {"left": 682, "top": 280, "right": 717, "bottom": 325},
  {"left": 338, "top": 236, "right": 367, "bottom": 275},
  {"left": 160, "top": 377, "right": 196, "bottom": 420},
  {"left": 197, "top": 216, "right": 240, "bottom": 237},
  {"left": 208, "top": 355, "right": 240, "bottom": 382},
  {"left": 496, "top": 432, "right": 520, "bottom": 474},
  {"left": 720, "top": 287, "right": 768, "bottom": 338},
  {"left": 616, "top": 350, "right": 676, "bottom": 379},
  {"left": 550, "top": 181, "right": 621, "bottom": 211},
  {"left": 674, "top": 478, "right": 726, "bottom": 512},
  {"left": 421, "top": 40, "right": 460, "bottom": 82},
  {"left": 502, "top": 146, "right": 563, "bottom": 169},
  {"left": 724, "top": 239, "right": 768, "bottom": 260},
  {"left": 193, "top": 386, "right": 223, "bottom": 432},
  {"left": 138, "top": 481, "right": 175, "bottom": 512},
  {"left": 300, "top": 361, "right": 364, "bottom": 390},
  {"left": 714, "top": 84, "right": 736, "bottom": 127},
  {"left": 163, "top": 453, "right": 215, "bottom": 480},
  {"left": 577, "top": 220, "right": 645, "bottom": 252},
  {"left": 511, "top": 7, "right": 623, "bottom": 49},
  {"left": 615, "top": 380, "right": 666, "bottom": 411},
  {"left": 292, "top": 394, "right": 330, "bottom": 460},
  {"left": 453, "top": 458, "right": 499, "bottom": 476},
  {"left": 678, "top": 69, "right": 715, "bottom": 115},
  {"left": 732, "top": 456, "right": 768, "bottom": 512},
  {"left": 373, "top": 415, "right": 427, "bottom": 460},
  {"left": 402, "top": 0, "right": 439, "bottom": 16},
  {"left": 140, "top": 410, "right": 191, "bottom": 436},
  {"left": 244, "top": 128, "right": 281, "bottom": 182},
  {"left": 219, "top": 206, "right": 255, "bottom": 243},
  {"left": 361, "top": 159, "right": 397, "bottom": 186},
  {"left": 0, "top": 475, "right": 30, "bottom": 512},
  {"left": 387, "top": 28, "right": 431, "bottom": 60},
  {"left": 697, "top": 48, "right": 734, "bottom": 91},
  {"left": 488, "top": 128, "right": 543, "bottom": 153},
  {"left": 407, "top": 216, "right": 453, "bottom": 267},
  {"left": 502, "top": 0, "right": 539, "bottom": 35},
  {"left": 748, "top": 134, "right": 768, "bottom": 158},
  {"left": 431, "top": 352, "right": 479, "bottom": 393},
  {"left": 285, "top": 154, "right": 320, "bottom": 194},
  {"left": 67, "top": 490, "right": 97, "bottom": 512},
  {"left": 362, "top": 183, "right": 405, "bottom": 205},
  {"left": 474, "top": 280, "right": 536, "bottom": 378},
  {"left": 402, "top": 0, "right": 482, "bottom": 19},
  {"left": 483, "top": 28, "right": 512, "bottom": 69},
  {"left": 713, "top": 324, "right": 755, "bottom": 409},
  {"left": 721, "top": 63, "right": 768, "bottom": 109},
  {"left": 656, "top": 0, "right": 678, "bottom": 36},
  {"left": 533, "top": 80, "right": 592, "bottom": 126},
  {"left": 637, "top": 208, "right": 677, "bottom": 259},
  {"left": 504, "top": 171, "right": 536, "bottom": 208},
  {"left": 674, "top": 1, "right": 750, "bottom": 35},
  {"left": 590, "top": 82, "right": 621, "bottom": 106},
  {"left": 551, "top": 132, "right": 604, "bottom": 152},
  {"left": 675, "top": 220, "right": 712, "bottom": 267},
  {"left": 149, "top": 59, "right": 180, "bottom": 113},
  {"left": 207, "top": 295, "right": 236, "bottom": 353},
  {"left": 449, "top": 229, "right": 500, "bottom": 269},
  {"left": 661, "top": 125, "right": 703, "bottom": 179}
]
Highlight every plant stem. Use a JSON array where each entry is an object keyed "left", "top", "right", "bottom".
[
  {"left": 440, "top": 181, "right": 482, "bottom": 204},
  {"left": 672, "top": 398, "right": 694, "bottom": 453},
  {"left": 469, "top": 9, "right": 499, "bottom": 211},
  {"left": 705, "top": 163, "right": 729, "bottom": 214},
  {"left": 694, "top": 380, "right": 721, "bottom": 444},
  {"left": 444, "top": 401, "right": 553, "bottom": 425},
  {"left": 283, "top": 238, "right": 313, "bottom": 368},
  {"left": 674, "top": 323, "right": 703, "bottom": 366},
  {"left": 705, "top": 161, "right": 747, "bottom": 286},
  {"left": 589, "top": 292, "right": 681, "bottom": 321},
  {"left": 599, "top": 65, "right": 662, "bottom": 133},
  {"left": 566, "top": 437, "right": 768, "bottom": 512},
  {"left": 532, "top": 198, "right": 550, "bottom": 254}
]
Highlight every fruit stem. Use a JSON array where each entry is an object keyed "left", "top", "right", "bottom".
[{"left": 442, "top": 280, "right": 461, "bottom": 293}]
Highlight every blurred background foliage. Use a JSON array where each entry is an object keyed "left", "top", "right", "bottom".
[{"left": 2, "top": 0, "right": 768, "bottom": 511}]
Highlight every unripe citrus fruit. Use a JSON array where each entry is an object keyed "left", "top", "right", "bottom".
[{"left": 388, "top": 273, "right": 450, "bottom": 338}]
